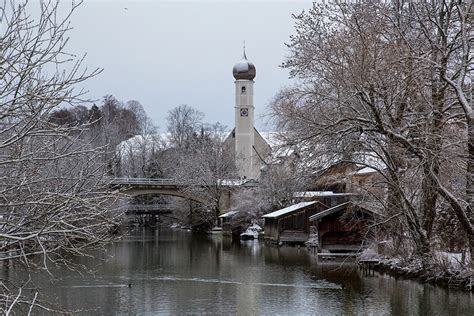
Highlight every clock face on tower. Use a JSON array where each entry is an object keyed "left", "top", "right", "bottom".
[{"left": 240, "top": 108, "right": 249, "bottom": 117}]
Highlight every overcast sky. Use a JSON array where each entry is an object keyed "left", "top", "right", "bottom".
[{"left": 63, "top": 0, "right": 313, "bottom": 131}]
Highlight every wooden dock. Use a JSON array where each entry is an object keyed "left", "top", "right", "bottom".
[
  {"left": 358, "top": 258, "right": 380, "bottom": 275},
  {"left": 317, "top": 252, "right": 358, "bottom": 261}
]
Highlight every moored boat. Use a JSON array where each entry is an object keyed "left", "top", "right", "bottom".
[{"left": 240, "top": 224, "right": 263, "bottom": 240}]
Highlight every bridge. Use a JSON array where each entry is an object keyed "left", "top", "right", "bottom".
[
  {"left": 125, "top": 203, "right": 177, "bottom": 226},
  {"left": 109, "top": 178, "right": 181, "bottom": 186},
  {"left": 107, "top": 177, "right": 259, "bottom": 210},
  {"left": 125, "top": 204, "right": 173, "bottom": 215},
  {"left": 108, "top": 177, "right": 204, "bottom": 203},
  {"left": 107, "top": 177, "right": 258, "bottom": 188}
]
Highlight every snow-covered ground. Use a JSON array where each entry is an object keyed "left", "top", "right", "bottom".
[{"left": 359, "top": 246, "right": 472, "bottom": 290}]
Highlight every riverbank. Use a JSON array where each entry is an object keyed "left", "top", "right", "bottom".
[{"left": 361, "top": 253, "right": 474, "bottom": 291}]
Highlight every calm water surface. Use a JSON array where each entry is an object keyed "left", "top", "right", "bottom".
[{"left": 12, "top": 229, "right": 474, "bottom": 315}]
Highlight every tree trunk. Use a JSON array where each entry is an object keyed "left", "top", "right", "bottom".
[
  {"left": 420, "top": 165, "right": 438, "bottom": 239},
  {"left": 387, "top": 167, "right": 433, "bottom": 269},
  {"left": 466, "top": 116, "right": 474, "bottom": 267},
  {"left": 468, "top": 234, "right": 474, "bottom": 267}
]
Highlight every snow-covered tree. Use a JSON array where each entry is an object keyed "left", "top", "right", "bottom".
[
  {"left": 0, "top": 1, "right": 121, "bottom": 312},
  {"left": 271, "top": 1, "right": 473, "bottom": 268},
  {"left": 170, "top": 123, "right": 237, "bottom": 229}
]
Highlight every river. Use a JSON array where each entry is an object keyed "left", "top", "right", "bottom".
[{"left": 10, "top": 228, "right": 474, "bottom": 315}]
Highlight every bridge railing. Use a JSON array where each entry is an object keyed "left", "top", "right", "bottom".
[
  {"left": 106, "top": 177, "right": 177, "bottom": 186},
  {"left": 126, "top": 204, "right": 174, "bottom": 211},
  {"left": 105, "top": 177, "right": 259, "bottom": 187}
]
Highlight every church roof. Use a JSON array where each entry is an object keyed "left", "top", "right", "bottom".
[{"left": 233, "top": 49, "right": 256, "bottom": 80}]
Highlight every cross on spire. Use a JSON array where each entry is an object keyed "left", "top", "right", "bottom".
[{"left": 243, "top": 40, "right": 247, "bottom": 60}]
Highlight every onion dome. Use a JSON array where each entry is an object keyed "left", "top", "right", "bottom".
[{"left": 233, "top": 48, "right": 256, "bottom": 80}]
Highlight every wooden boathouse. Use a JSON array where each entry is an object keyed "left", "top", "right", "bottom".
[
  {"left": 218, "top": 210, "right": 239, "bottom": 227},
  {"left": 263, "top": 201, "right": 318, "bottom": 244},
  {"left": 308, "top": 202, "right": 375, "bottom": 253},
  {"left": 262, "top": 193, "right": 350, "bottom": 245}
]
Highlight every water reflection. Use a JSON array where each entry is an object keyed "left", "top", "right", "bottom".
[{"left": 15, "top": 228, "right": 474, "bottom": 315}]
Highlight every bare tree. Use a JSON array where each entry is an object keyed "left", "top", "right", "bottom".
[
  {"left": 432, "top": 0, "right": 474, "bottom": 267},
  {"left": 258, "top": 149, "right": 310, "bottom": 212},
  {"left": 171, "top": 123, "right": 237, "bottom": 229},
  {"left": 166, "top": 104, "right": 204, "bottom": 149},
  {"left": 0, "top": 1, "right": 121, "bottom": 313},
  {"left": 117, "top": 100, "right": 161, "bottom": 178},
  {"left": 270, "top": 1, "right": 473, "bottom": 269}
]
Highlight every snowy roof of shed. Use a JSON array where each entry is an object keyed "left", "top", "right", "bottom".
[
  {"left": 218, "top": 179, "right": 259, "bottom": 186},
  {"left": 293, "top": 191, "right": 353, "bottom": 198},
  {"left": 309, "top": 202, "right": 352, "bottom": 221},
  {"left": 262, "top": 201, "right": 317, "bottom": 219},
  {"left": 219, "top": 210, "right": 239, "bottom": 218},
  {"left": 353, "top": 166, "right": 378, "bottom": 175},
  {"left": 309, "top": 202, "right": 376, "bottom": 221}
]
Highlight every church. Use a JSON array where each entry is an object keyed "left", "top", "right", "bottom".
[{"left": 223, "top": 49, "right": 271, "bottom": 180}]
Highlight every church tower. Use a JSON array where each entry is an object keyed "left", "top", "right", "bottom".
[{"left": 232, "top": 48, "right": 257, "bottom": 179}]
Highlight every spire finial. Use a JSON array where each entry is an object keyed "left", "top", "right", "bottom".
[{"left": 243, "top": 40, "right": 247, "bottom": 60}]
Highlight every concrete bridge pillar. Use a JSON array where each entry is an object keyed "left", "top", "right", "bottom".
[{"left": 219, "top": 190, "right": 233, "bottom": 213}]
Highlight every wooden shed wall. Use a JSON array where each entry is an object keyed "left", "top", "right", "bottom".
[
  {"left": 316, "top": 209, "right": 373, "bottom": 249},
  {"left": 264, "top": 195, "right": 350, "bottom": 242}
]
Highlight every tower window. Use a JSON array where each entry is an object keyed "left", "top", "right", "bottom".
[{"left": 241, "top": 86, "right": 246, "bottom": 94}]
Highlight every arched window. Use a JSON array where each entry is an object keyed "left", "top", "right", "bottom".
[{"left": 241, "top": 86, "right": 246, "bottom": 94}]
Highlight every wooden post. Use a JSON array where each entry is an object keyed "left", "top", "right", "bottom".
[{"left": 308, "top": 225, "right": 319, "bottom": 254}]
